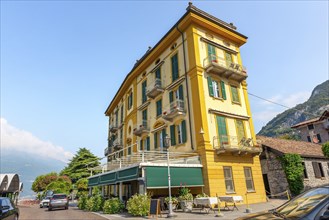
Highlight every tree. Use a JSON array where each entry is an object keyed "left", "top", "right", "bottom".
[
  {"left": 279, "top": 154, "right": 304, "bottom": 196},
  {"left": 32, "top": 172, "right": 58, "bottom": 192},
  {"left": 322, "top": 142, "right": 329, "bottom": 158},
  {"left": 46, "top": 176, "right": 72, "bottom": 194},
  {"left": 60, "top": 148, "right": 100, "bottom": 183}
]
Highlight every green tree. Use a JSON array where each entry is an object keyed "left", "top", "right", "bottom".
[
  {"left": 76, "top": 178, "right": 88, "bottom": 197},
  {"left": 60, "top": 148, "right": 100, "bottom": 183},
  {"left": 32, "top": 172, "right": 58, "bottom": 192},
  {"left": 279, "top": 154, "right": 304, "bottom": 196},
  {"left": 322, "top": 142, "right": 329, "bottom": 158},
  {"left": 46, "top": 176, "right": 72, "bottom": 194}
]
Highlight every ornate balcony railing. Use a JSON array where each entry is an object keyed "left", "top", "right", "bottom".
[
  {"left": 203, "top": 55, "right": 247, "bottom": 82},
  {"left": 146, "top": 78, "right": 164, "bottom": 99},
  {"left": 213, "top": 135, "right": 261, "bottom": 156},
  {"left": 113, "top": 138, "right": 123, "bottom": 150},
  {"left": 162, "top": 99, "right": 185, "bottom": 121},
  {"left": 133, "top": 120, "right": 150, "bottom": 136}
]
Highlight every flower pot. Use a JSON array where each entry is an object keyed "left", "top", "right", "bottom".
[{"left": 179, "top": 200, "right": 193, "bottom": 212}]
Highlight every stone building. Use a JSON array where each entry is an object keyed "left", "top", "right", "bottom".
[
  {"left": 291, "top": 110, "right": 329, "bottom": 144},
  {"left": 258, "top": 136, "right": 329, "bottom": 196}
]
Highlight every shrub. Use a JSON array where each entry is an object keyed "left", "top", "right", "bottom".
[
  {"left": 103, "top": 198, "right": 125, "bottom": 214},
  {"left": 126, "top": 194, "right": 150, "bottom": 216},
  {"left": 178, "top": 186, "right": 193, "bottom": 201},
  {"left": 86, "top": 194, "right": 104, "bottom": 212},
  {"left": 164, "top": 196, "right": 178, "bottom": 204},
  {"left": 279, "top": 154, "right": 304, "bottom": 196},
  {"left": 196, "top": 193, "right": 209, "bottom": 198},
  {"left": 78, "top": 194, "right": 88, "bottom": 210},
  {"left": 322, "top": 142, "right": 329, "bottom": 158}
]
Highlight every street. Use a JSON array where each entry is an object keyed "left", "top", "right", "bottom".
[{"left": 18, "top": 204, "right": 107, "bottom": 220}]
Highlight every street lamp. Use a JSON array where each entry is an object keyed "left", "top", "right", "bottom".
[{"left": 165, "top": 134, "right": 174, "bottom": 218}]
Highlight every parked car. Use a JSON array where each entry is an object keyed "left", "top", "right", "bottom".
[
  {"left": 39, "top": 196, "right": 52, "bottom": 208},
  {"left": 48, "top": 194, "right": 69, "bottom": 211},
  {"left": 0, "top": 197, "right": 19, "bottom": 220},
  {"left": 236, "top": 185, "right": 329, "bottom": 220}
]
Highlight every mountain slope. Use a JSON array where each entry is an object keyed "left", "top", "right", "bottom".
[{"left": 258, "top": 80, "right": 329, "bottom": 137}]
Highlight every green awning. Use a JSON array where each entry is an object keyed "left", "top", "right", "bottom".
[
  {"left": 145, "top": 167, "right": 204, "bottom": 188},
  {"left": 88, "top": 176, "right": 100, "bottom": 187},
  {"left": 100, "top": 172, "right": 116, "bottom": 185}
]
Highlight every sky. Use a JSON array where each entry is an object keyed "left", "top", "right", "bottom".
[{"left": 1, "top": 1, "right": 328, "bottom": 164}]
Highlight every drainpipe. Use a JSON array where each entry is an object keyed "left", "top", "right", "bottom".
[{"left": 176, "top": 25, "right": 194, "bottom": 150}]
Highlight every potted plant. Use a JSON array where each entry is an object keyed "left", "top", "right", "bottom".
[
  {"left": 178, "top": 187, "right": 193, "bottom": 212},
  {"left": 164, "top": 197, "right": 178, "bottom": 210}
]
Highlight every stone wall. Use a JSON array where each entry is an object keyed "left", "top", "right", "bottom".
[{"left": 303, "top": 158, "right": 329, "bottom": 190}]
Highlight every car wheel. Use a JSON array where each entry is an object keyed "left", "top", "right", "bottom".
[{"left": 40, "top": 205, "right": 43, "bottom": 208}]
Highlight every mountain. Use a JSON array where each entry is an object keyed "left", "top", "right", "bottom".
[
  {"left": 258, "top": 80, "right": 329, "bottom": 138},
  {"left": 0, "top": 150, "right": 66, "bottom": 198}
]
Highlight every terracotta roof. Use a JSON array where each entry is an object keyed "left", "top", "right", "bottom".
[{"left": 257, "top": 136, "right": 325, "bottom": 158}]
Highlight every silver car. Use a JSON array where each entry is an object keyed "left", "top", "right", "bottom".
[
  {"left": 39, "top": 196, "right": 52, "bottom": 208},
  {"left": 48, "top": 194, "right": 69, "bottom": 211}
]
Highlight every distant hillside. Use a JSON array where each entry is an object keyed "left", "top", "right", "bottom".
[
  {"left": 258, "top": 80, "right": 329, "bottom": 138},
  {"left": 0, "top": 150, "right": 65, "bottom": 198}
]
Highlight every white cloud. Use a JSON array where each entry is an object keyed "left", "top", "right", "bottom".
[
  {"left": 259, "top": 91, "right": 310, "bottom": 108},
  {"left": 0, "top": 118, "right": 73, "bottom": 163}
]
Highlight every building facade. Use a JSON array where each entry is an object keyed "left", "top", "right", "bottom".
[
  {"left": 259, "top": 136, "right": 329, "bottom": 196},
  {"left": 89, "top": 3, "right": 266, "bottom": 204},
  {"left": 291, "top": 110, "right": 329, "bottom": 144}
]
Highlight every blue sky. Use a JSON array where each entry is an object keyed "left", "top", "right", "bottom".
[{"left": 1, "top": 1, "right": 328, "bottom": 163}]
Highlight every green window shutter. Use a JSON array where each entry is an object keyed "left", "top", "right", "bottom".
[
  {"left": 207, "top": 77, "right": 214, "bottom": 97},
  {"left": 146, "top": 137, "right": 150, "bottom": 151},
  {"left": 236, "top": 120, "right": 245, "bottom": 143},
  {"left": 216, "top": 116, "right": 228, "bottom": 143},
  {"left": 182, "top": 120, "right": 187, "bottom": 143},
  {"left": 156, "top": 99, "right": 162, "bottom": 116},
  {"left": 170, "top": 125, "right": 176, "bottom": 146},
  {"left": 208, "top": 44, "right": 216, "bottom": 61},
  {"left": 225, "top": 51, "right": 233, "bottom": 64},
  {"left": 178, "top": 85, "right": 184, "bottom": 100},
  {"left": 162, "top": 129, "right": 166, "bottom": 148},
  {"left": 169, "top": 91, "right": 174, "bottom": 103},
  {"left": 220, "top": 81, "right": 226, "bottom": 100},
  {"left": 155, "top": 68, "right": 161, "bottom": 79},
  {"left": 171, "top": 54, "right": 179, "bottom": 81},
  {"left": 154, "top": 133, "right": 158, "bottom": 149},
  {"left": 142, "top": 109, "right": 147, "bottom": 121},
  {"left": 231, "top": 86, "right": 240, "bottom": 103},
  {"left": 140, "top": 139, "right": 143, "bottom": 151},
  {"left": 142, "top": 81, "right": 147, "bottom": 103}
]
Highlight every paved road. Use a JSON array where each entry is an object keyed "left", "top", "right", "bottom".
[{"left": 18, "top": 204, "right": 107, "bottom": 220}]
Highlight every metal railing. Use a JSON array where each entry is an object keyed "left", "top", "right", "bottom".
[
  {"left": 213, "top": 135, "right": 259, "bottom": 150},
  {"left": 92, "top": 143, "right": 201, "bottom": 173},
  {"left": 163, "top": 100, "right": 185, "bottom": 116},
  {"left": 146, "top": 78, "right": 163, "bottom": 91},
  {"left": 203, "top": 55, "right": 247, "bottom": 73}
]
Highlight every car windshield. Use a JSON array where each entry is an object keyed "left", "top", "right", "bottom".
[
  {"left": 52, "top": 195, "right": 67, "bottom": 199},
  {"left": 276, "top": 187, "right": 329, "bottom": 219}
]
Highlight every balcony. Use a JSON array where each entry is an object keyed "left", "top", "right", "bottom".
[
  {"left": 162, "top": 100, "right": 185, "bottom": 121},
  {"left": 203, "top": 55, "right": 247, "bottom": 82},
  {"left": 104, "top": 147, "right": 113, "bottom": 156},
  {"left": 133, "top": 120, "right": 150, "bottom": 136},
  {"left": 213, "top": 135, "right": 262, "bottom": 156},
  {"left": 146, "top": 78, "right": 164, "bottom": 99},
  {"left": 109, "top": 125, "right": 119, "bottom": 133},
  {"left": 113, "top": 138, "right": 123, "bottom": 150}
]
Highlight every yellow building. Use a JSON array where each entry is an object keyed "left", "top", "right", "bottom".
[{"left": 88, "top": 3, "right": 266, "bottom": 204}]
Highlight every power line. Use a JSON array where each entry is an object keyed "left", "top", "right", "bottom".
[{"left": 248, "top": 92, "right": 324, "bottom": 119}]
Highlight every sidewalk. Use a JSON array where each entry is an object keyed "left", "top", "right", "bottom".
[{"left": 93, "top": 199, "right": 288, "bottom": 220}]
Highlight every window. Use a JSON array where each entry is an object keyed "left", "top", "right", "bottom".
[
  {"left": 225, "top": 51, "right": 233, "bottom": 66},
  {"left": 156, "top": 99, "right": 162, "bottom": 117},
  {"left": 316, "top": 134, "right": 322, "bottom": 143},
  {"left": 208, "top": 44, "right": 216, "bottom": 62},
  {"left": 171, "top": 54, "right": 179, "bottom": 82},
  {"left": 207, "top": 77, "right": 226, "bottom": 99},
  {"left": 223, "top": 166, "right": 235, "bottom": 193},
  {"left": 244, "top": 167, "right": 255, "bottom": 192},
  {"left": 115, "top": 110, "right": 119, "bottom": 127},
  {"left": 142, "top": 109, "right": 147, "bottom": 127},
  {"left": 142, "top": 80, "right": 147, "bottom": 103},
  {"left": 312, "top": 162, "right": 325, "bottom": 178},
  {"left": 155, "top": 67, "right": 161, "bottom": 80},
  {"left": 154, "top": 129, "right": 166, "bottom": 150},
  {"left": 216, "top": 116, "right": 228, "bottom": 144},
  {"left": 235, "top": 119, "right": 245, "bottom": 143},
  {"left": 302, "top": 162, "right": 308, "bottom": 179},
  {"left": 140, "top": 136, "right": 150, "bottom": 151},
  {"left": 169, "top": 84, "right": 184, "bottom": 103},
  {"left": 307, "top": 124, "right": 314, "bottom": 130},
  {"left": 231, "top": 85, "right": 240, "bottom": 103},
  {"left": 170, "top": 120, "right": 187, "bottom": 146},
  {"left": 127, "top": 91, "right": 133, "bottom": 110},
  {"left": 120, "top": 105, "right": 124, "bottom": 124}
]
